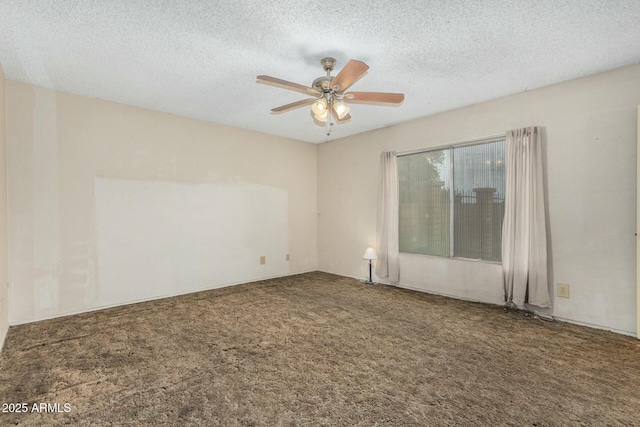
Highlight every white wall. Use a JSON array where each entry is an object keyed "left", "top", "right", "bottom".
[
  {"left": 93, "top": 178, "right": 289, "bottom": 307},
  {"left": 318, "top": 64, "right": 640, "bottom": 336},
  {"left": 6, "top": 81, "right": 318, "bottom": 325},
  {"left": 0, "top": 64, "right": 8, "bottom": 348}
]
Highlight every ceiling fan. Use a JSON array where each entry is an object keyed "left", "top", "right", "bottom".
[{"left": 257, "top": 57, "right": 404, "bottom": 131}]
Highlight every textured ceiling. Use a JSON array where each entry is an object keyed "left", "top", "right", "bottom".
[{"left": 1, "top": 1, "right": 640, "bottom": 143}]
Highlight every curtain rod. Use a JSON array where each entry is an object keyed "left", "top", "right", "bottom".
[{"left": 396, "top": 133, "right": 506, "bottom": 157}]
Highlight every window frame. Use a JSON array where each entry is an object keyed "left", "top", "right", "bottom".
[{"left": 397, "top": 135, "right": 506, "bottom": 263}]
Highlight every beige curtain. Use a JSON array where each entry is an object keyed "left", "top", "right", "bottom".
[
  {"left": 376, "top": 152, "right": 400, "bottom": 282},
  {"left": 502, "top": 127, "right": 551, "bottom": 307}
]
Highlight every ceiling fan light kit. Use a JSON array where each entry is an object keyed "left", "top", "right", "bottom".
[{"left": 257, "top": 57, "right": 404, "bottom": 134}]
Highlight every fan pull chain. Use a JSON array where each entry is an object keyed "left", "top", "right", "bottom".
[
  {"left": 326, "top": 99, "right": 333, "bottom": 136},
  {"left": 326, "top": 67, "right": 332, "bottom": 136}
]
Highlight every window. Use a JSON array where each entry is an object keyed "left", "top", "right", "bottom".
[{"left": 398, "top": 138, "right": 506, "bottom": 262}]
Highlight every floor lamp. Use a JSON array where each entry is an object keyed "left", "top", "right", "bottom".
[{"left": 362, "top": 247, "right": 378, "bottom": 285}]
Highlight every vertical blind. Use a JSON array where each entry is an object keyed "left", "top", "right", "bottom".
[{"left": 398, "top": 138, "right": 505, "bottom": 261}]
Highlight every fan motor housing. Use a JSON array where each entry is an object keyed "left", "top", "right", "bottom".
[{"left": 312, "top": 76, "right": 334, "bottom": 92}]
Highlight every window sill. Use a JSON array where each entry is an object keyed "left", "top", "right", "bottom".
[{"left": 399, "top": 251, "right": 502, "bottom": 266}]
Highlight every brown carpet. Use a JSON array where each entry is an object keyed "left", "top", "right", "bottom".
[{"left": 1, "top": 272, "right": 639, "bottom": 426}]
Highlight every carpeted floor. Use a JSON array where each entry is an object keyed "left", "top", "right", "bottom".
[{"left": 1, "top": 272, "right": 639, "bottom": 426}]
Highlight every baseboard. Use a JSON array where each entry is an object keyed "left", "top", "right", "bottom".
[
  {"left": 546, "top": 314, "right": 636, "bottom": 338},
  {"left": 0, "top": 327, "right": 7, "bottom": 352},
  {"left": 323, "top": 270, "right": 504, "bottom": 306},
  {"left": 320, "top": 270, "right": 637, "bottom": 338},
  {"left": 11, "top": 270, "right": 637, "bottom": 339},
  {"left": 389, "top": 281, "right": 505, "bottom": 307},
  {"left": 8, "top": 270, "right": 317, "bottom": 327}
]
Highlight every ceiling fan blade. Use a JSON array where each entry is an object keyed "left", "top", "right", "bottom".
[
  {"left": 270, "top": 98, "right": 318, "bottom": 114},
  {"left": 330, "top": 60, "right": 369, "bottom": 93},
  {"left": 257, "top": 75, "right": 321, "bottom": 97},
  {"left": 331, "top": 105, "right": 352, "bottom": 123},
  {"left": 343, "top": 92, "right": 405, "bottom": 105}
]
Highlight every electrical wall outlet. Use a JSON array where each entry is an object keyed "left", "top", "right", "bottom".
[
  {"left": 286, "top": 254, "right": 290, "bottom": 261},
  {"left": 260, "top": 256, "right": 266, "bottom": 265},
  {"left": 557, "top": 283, "right": 570, "bottom": 298}
]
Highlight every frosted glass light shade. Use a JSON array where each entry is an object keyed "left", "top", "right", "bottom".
[
  {"left": 363, "top": 247, "right": 378, "bottom": 260},
  {"left": 311, "top": 98, "right": 328, "bottom": 116},
  {"left": 333, "top": 101, "right": 350, "bottom": 119},
  {"left": 314, "top": 109, "right": 328, "bottom": 122}
]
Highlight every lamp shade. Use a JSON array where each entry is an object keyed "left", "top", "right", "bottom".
[{"left": 362, "top": 247, "right": 378, "bottom": 260}]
